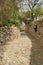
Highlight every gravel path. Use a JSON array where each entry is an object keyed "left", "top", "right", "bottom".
[{"left": 3, "top": 32, "right": 43, "bottom": 65}]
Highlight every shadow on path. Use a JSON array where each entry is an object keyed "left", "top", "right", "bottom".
[{"left": 26, "top": 32, "right": 43, "bottom": 65}]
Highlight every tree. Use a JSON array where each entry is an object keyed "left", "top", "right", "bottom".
[
  {"left": 16, "top": 0, "right": 43, "bottom": 20},
  {"left": 0, "top": 0, "right": 18, "bottom": 26},
  {"left": 33, "top": 6, "right": 43, "bottom": 18},
  {"left": 28, "top": 0, "right": 43, "bottom": 20}
]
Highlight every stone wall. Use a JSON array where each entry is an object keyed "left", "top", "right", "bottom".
[
  {"left": 0, "top": 26, "right": 20, "bottom": 45},
  {"left": 27, "top": 17, "right": 43, "bottom": 46}
]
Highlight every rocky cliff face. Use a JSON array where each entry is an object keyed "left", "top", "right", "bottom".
[{"left": 27, "top": 17, "right": 43, "bottom": 46}]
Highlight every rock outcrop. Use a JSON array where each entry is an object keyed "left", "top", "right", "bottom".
[
  {"left": 27, "top": 17, "right": 43, "bottom": 46},
  {"left": 0, "top": 26, "right": 20, "bottom": 45},
  {"left": 0, "top": 26, "right": 20, "bottom": 65}
]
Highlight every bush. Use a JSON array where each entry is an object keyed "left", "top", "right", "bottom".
[{"left": 26, "top": 18, "right": 32, "bottom": 24}]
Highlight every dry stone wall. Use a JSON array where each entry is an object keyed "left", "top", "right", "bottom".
[{"left": 27, "top": 17, "right": 43, "bottom": 46}]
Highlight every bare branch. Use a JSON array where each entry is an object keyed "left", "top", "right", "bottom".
[
  {"left": 28, "top": 1, "right": 32, "bottom": 9},
  {"left": 37, "top": 2, "right": 43, "bottom": 6},
  {"left": 32, "top": 0, "right": 39, "bottom": 8}
]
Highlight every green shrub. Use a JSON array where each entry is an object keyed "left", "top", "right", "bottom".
[{"left": 26, "top": 19, "right": 32, "bottom": 24}]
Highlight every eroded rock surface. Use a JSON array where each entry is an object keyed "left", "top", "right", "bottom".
[
  {"left": 0, "top": 26, "right": 20, "bottom": 45},
  {"left": 26, "top": 17, "right": 43, "bottom": 46}
]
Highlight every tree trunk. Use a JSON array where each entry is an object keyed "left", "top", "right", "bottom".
[{"left": 31, "top": 9, "right": 34, "bottom": 20}]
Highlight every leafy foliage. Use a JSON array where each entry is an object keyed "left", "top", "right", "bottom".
[
  {"left": 0, "top": 0, "right": 43, "bottom": 27},
  {"left": 0, "top": 0, "right": 21, "bottom": 27},
  {"left": 33, "top": 6, "right": 43, "bottom": 18}
]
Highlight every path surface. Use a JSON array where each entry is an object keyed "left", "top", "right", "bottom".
[{"left": 3, "top": 32, "right": 43, "bottom": 65}]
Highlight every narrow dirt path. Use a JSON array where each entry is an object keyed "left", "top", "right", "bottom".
[
  {"left": 26, "top": 33, "right": 43, "bottom": 65},
  {"left": 3, "top": 32, "right": 43, "bottom": 65}
]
